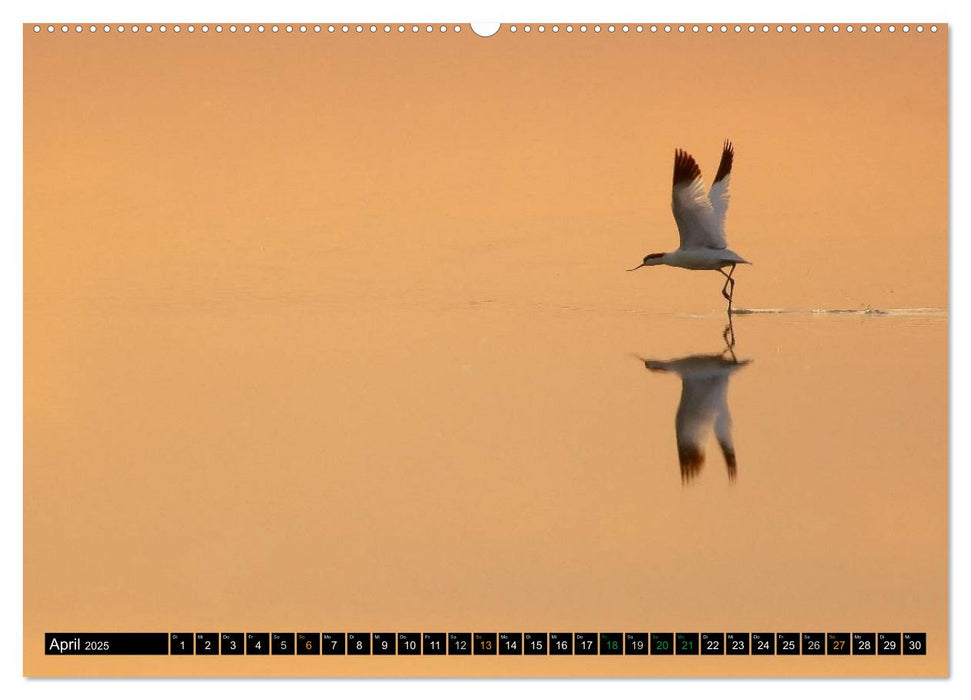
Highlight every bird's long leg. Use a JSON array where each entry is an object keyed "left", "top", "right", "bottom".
[
  {"left": 722, "top": 318, "right": 736, "bottom": 350},
  {"left": 724, "top": 263, "right": 737, "bottom": 315},
  {"left": 719, "top": 269, "right": 732, "bottom": 301}
]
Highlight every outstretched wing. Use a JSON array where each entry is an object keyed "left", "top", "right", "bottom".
[
  {"left": 671, "top": 149, "right": 724, "bottom": 250},
  {"left": 708, "top": 140, "right": 733, "bottom": 232}
]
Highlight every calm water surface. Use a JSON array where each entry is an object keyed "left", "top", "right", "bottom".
[{"left": 25, "top": 298, "right": 946, "bottom": 676}]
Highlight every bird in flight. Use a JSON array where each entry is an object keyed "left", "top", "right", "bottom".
[
  {"left": 638, "top": 344, "right": 750, "bottom": 484},
  {"left": 629, "top": 140, "right": 749, "bottom": 312}
]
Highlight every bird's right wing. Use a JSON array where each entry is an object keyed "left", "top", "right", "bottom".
[
  {"left": 708, "top": 140, "right": 733, "bottom": 231},
  {"left": 714, "top": 404, "right": 737, "bottom": 482},
  {"left": 671, "top": 149, "right": 724, "bottom": 250}
]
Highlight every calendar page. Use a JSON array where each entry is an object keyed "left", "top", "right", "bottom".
[{"left": 23, "top": 21, "right": 947, "bottom": 677}]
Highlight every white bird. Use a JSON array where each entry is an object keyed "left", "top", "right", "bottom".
[
  {"left": 639, "top": 348, "right": 750, "bottom": 483},
  {"left": 629, "top": 140, "right": 750, "bottom": 310}
]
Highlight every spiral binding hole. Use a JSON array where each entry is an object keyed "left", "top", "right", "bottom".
[{"left": 29, "top": 22, "right": 942, "bottom": 38}]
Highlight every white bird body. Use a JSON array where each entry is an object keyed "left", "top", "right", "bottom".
[
  {"left": 653, "top": 246, "right": 748, "bottom": 271},
  {"left": 631, "top": 140, "right": 749, "bottom": 306}
]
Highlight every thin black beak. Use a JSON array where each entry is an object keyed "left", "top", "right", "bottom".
[{"left": 627, "top": 263, "right": 646, "bottom": 271}]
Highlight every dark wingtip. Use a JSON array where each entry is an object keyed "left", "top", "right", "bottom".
[
  {"left": 714, "top": 140, "right": 734, "bottom": 184},
  {"left": 678, "top": 444, "right": 705, "bottom": 482},
  {"left": 673, "top": 148, "right": 702, "bottom": 187},
  {"left": 724, "top": 450, "right": 737, "bottom": 483}
]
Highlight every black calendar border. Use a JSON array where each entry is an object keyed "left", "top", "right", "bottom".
[{"left": 44, "top": 631, "right": 926, "bottom": 657}]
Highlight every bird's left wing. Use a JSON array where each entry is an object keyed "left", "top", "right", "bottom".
[{"left": 675, "top": 373, "right": 719, "bottom": 482}]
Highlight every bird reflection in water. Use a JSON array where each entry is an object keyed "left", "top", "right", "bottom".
[{"left": 637, "top": 327, "right": 750, "bottom": 484}]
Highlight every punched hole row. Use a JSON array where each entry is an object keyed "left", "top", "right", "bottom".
[
  {"left": 31, "top": 24, "right": 940, "bottom": 35},
  {"left": 30, "top": 24, "right": 465, "bottom": 34}
]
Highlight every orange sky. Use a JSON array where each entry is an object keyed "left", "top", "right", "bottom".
[{"left": 25, "top": 25, "right": 947, "bottom": 314}]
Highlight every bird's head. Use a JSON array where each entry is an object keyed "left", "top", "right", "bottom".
[
  {"left": 627, "top": 252, "right": 666, "bottom": 271},
  {"left": 642, "top": 359, "right": 669, "bottom": 373}
]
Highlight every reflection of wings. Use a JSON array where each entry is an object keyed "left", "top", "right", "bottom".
[
  {"left": 714, "top": 404, "right": 736, "bottom": 482},
  {"left": 675, "top": 372, "right": 731, "bottom": 481},
  {"left": 644, "top": 352, "right": 749, "bottom": 483}
]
